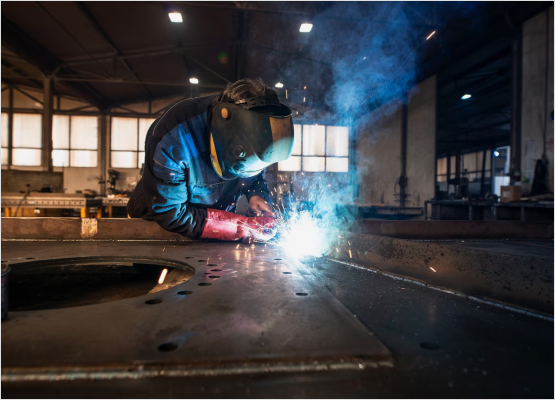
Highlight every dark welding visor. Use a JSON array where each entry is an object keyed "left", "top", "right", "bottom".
[{"left": 209, "top": 96, "right": 294, "bottom": 179}]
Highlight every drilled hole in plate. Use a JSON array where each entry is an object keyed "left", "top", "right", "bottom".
[
  {"left": 158, "top": 342, "right": 178, "bottom": 352},
  {"left": 296, "top": 292, "right": 308, "bottom": 296},
  {"left": 198, "top": 282, "right": 212, "bottom": 286},
  {"left": 198, "top": 260, "right": 207, "bottom": 262},
  {"left": 209, "top": 275, "right": 221, "bottom": 278},
  {"left": 185, "top": 257, "right": 194, "bottom": 259},
  {"left": 204, "top": 272, "right": 210, "bottom": 274},
  {"left": 207, "top": 264, "right": 217, "bottom": 266},
  {"left": 420, "top": 342, "right": 440, "bottom": 351},
  {"left": 211, "top": 269, "right": 222, "bottom": 272},
  {"left": 274, "top": 258, "right": 282, "bottom": 261},
  {"left": 25, "top": 257, "right": 36, "bottom": 260},
  {"left": 145, "top": 299, "right": 162, "bottom": 305},
  {"left": 177, "top": 291, "right": 193, "bottom": 295},
  {"left": 6, "top": 257, "right": 194, "bottom": 311},
  {"left": 283, "top": 272, "right": 292, "bottom": 274}
]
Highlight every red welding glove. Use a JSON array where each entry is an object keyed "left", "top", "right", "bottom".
[{"left": 201, "top": 209, "right": 277, "bottom": 242}]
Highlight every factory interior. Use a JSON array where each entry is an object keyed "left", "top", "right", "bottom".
[{"left": 1, "top": 1, "right": 554, "bottom": 398}]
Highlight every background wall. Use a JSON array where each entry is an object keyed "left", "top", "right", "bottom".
[
  {"left": 355, "top": 76, "right": 437, "bottom": 207},
  {"left": 521, "top": 6, "right": 554, "bottom": 191},
  {"left": 355, "top": 105, "right": 402, "bottom": 205},
  {"left": 407, "top": 76, "right": 437, "bottom": 207}
]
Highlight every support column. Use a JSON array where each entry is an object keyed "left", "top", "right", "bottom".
[
  {"left": 510, "top": 34, "right": 522, "bottom": 184},
  {"left": 99, "top": 113, "right": 108, "bottom": 195},
  {"left": 7, "top": 87, "right": 13, "bottom": 169},
  {"left": 399, "top": 102, "right": 408, "bottom": 208},
  {"left": 42, "top": 76, "right": 53, "bottom": 172}
]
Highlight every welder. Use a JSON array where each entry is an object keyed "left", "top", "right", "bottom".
[{"left": 127, "top": 78, "right": 294, "bottom": 242}]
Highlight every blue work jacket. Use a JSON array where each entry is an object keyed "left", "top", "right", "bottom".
[{"left": 127, "top": 95, "right": 272, "bottom": 238}]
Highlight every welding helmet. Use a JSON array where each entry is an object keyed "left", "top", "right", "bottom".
[{"left": 209, "top": 94, "right": 294, "bottom": 179}]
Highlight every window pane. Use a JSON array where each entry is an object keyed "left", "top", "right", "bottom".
[
  {"left": 52, "top": 149, "right": 69, "bottom": 167},
  {"left": 138, "top": 151, "right": 145, "bottom": 168},
  {"left": 302, "top": 156, "right": 325, "bottom": 172},
  {"left": 278, "top": 156, "right": 301, "bottom": 171},
  {"left": 437, "top": 157, "right": 447, "bottom": 176},
  {"left": 71, "top": 116, "right": 98, "bottom": 150},
  {"left": 326, "top": 157, "right": 348, "bottom": 172},
  {"left": 291, "top": 124, "right": 302, "bottom": 155},
  {"left": 302, "top": 125, "right": 325, "bottom": 156},
  {"left": 1, "top": 113, "right": 8, "bottom": 147},
  {"left": 112, "top": 151, "right": 137, "bottom": 168},
  {"left": 52, "top": 115, "right": 69, "bottom": 149},
  {"left": 13, "top": 113, "right": 41, "bottom": 148},
  {"left": 138, "top": 118, "right": 155, "bottom": 151},
  {"left": 13, "top": 148, "right": 41, "bottom": 166},
  {"left": 71, "top": 150, "right": 97, "bottom": 167},
  {"left": 1, "top": 148, "right": 8, "bottom": 165},
  {"left": 450, "top": 156, "right": 457, "bottom": 179},
  {"left": 326, "top": 126, "right": 349, "bottom": 157},
  {"left": 112, "top": 117, "right": 137, "bottom": 151}
]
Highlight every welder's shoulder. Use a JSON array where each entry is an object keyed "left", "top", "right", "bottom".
[
  {"left": 149, "top": 95, "right": 217, "bottom": 182},
  {"left": 153, "top": 95, "right": 217, "bottom": 138}
]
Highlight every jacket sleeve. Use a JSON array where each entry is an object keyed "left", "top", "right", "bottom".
[
  {"left": 246, "top": 169, "right": 273, "bottom": 205},
  {"left": 145, "top": 168, "right": 207, "bottom": 239},
  {"left": 145, "top": 125, "right": 207, "bottom": 239}
]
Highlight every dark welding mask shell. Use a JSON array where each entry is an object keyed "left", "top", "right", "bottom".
[{"left": 209, "top": 98, "right": 294, "bottom": 179}]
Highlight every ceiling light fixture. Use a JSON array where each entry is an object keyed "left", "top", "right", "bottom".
[
  {"left": 299, "top": 23, "right": 313, "bottom": 33},
  {"left": 494, "top": 150, "right": 500, "bottom": 157},
  {"left": 461, "top": 94, "right": 472, "bottom": 100},
  {"left": 189, "top": 77, "right": 199, "bottom": 84},
  {"left": 275, "top": 82, "right": 284, "bottom": 88},
  {"left": 168, "top": 12, "right": 183, "bottom": 23},
  {"left": 426, "top": 30, "right": 436, "bottom": 40}
]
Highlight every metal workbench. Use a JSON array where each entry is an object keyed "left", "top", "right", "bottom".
[
  {"left": 1, "top": 194, "right": 102, "bottom": 209},
  {"left": 425, "top": 199, "right": 554, "bottom": 221},
  {"left": 1, "top": 218, "right": 553, "bottom": 398},
  {"left": 1, "top": 194, "right": 130, "bottom": 218}
]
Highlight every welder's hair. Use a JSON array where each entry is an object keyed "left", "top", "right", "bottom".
[{"left": 214, "top": 78, "right": 278, "bottom": 107}]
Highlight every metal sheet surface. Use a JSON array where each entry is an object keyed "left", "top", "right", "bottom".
[{"left": 1, "top": 241, "right": 391, "bottom": 380}]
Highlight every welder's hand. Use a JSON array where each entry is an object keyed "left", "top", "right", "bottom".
[
  {"left": 201, "top": 209, "right": 276, "bottom": 242},
  {"left": 238, "top": 216, "right": 277, "bottom": 242},
  {"left": 248, "top": 195, "right": 275, "bottom": 217}
]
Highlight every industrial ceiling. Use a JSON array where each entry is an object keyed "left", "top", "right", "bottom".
[{"left": 1, "top": 1, "right": 550, "bottom": 136}]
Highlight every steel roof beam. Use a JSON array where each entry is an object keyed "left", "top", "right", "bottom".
[
  {"left": 1, "top": 15, "right": 108, "bottom": 109},
  {"left": 75, "top": 1, "right": 153, "bottom": 98}
]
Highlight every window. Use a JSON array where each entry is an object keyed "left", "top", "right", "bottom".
[
  {"left": 278, "top": 124, "right": 349, "bottom": 172},
  {"left": 52, "top": 115, "right": 98, "bottom": 167},
  {"left": 436, "top": 157, "right": 448, "bottom": 183},
  {"left": 111, "top": 117, "right": 155, "bottom": 168},
  {"left": 12, "top": 113, "right": 42, "bottom": 166},
  {"left": 461, "top": 151, "right": 491, "bottom": 182},
  {"left": 1, "top": 113, "right": 8, "bottom": 165}
]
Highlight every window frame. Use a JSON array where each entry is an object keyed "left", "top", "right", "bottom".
[
  {"left": 10, "top": 112, "right": 43, "bottom": 167},
  {"left": 278, "top": 124, "right": 350, "bottom": 173},
  {"left": 110, "top": 117, "right": 152, "bottom": 169},
  {"left": 52, "top": 114, "right": 99, "bottom": 168}
]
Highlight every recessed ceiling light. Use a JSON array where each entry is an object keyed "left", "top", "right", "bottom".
[
  {"left": 275, "top": 82, "right": 284, "bottom": 88},
  {"left": 461, "top": 94, "right": 472, "bottom": 100},
  {"left": 303, "top": 86, "right": 307, "bottom": 90},
  {"left": 494, "top": 150, "right": 500, "bottom": 157},
  {"left": 299, "top": 23, "right": 313, "bottom": 33},
  {"left": 189, "top": 77, "right": 199, "bottom": 84},
  {"left": 168, "top": 12, "right": 183, "bottom": 23}
]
